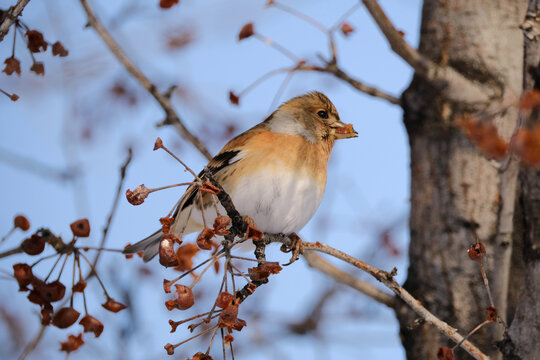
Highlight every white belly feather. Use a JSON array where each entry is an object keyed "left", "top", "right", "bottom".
[{"left": 189, "top": 170, "right": 324, "bottom": 235}]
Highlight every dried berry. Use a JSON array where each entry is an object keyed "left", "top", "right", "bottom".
[
  {"left": 52, "top": 307, "right": 80, "bottom": 329},
  {"left": 467, "top": 242, "right": 486, "bottom": 262},
  {"left": 248, "top": 262, "right": 282, "bottom": 281},
  {"left": 21, "top": 234, "right": 45, "bottom": 255},
  {"left": 174, "top": 284, "right": 194, "bottom": 310},
  {"left": 159, "top": 0, "right": 179, "bottom": 9},
  {"left": 229, "top": 91, "right": 240, "bottom": 105},
  {"left": 13, "top": 263, "right": 33, "bottom": 290},
  {"left": 215, "top": 291, "right": 234, "bottom": 309},
  {"left": 213, "top": 216, "right": 231, "bottom": 235},
  {"left": 102, "top": 297, "right": 127, "bottom": 313},
  {"left": 70, "top": 219, "right": 90, "bottom": 237},
  {"left": 159, "top": 237, "right": 179, "bottom": 267},
  {"left": 192, "top": 353, "right": 213, "bottom": 360},
  {"left": 486, "top": 306, "right": 498, "bottom": 322},
  {"left": 126, "top": 184, "right": 149, "bottom": 205},
  {"left": 14, "top": 215, "right": 30, "bottom": 231},
  {"left": 218, "top": 304, "right": 238, "bottom": 329},
  {"left": 164, "top": 343, "right": 175, "bottom": 355},
  {"left": 35, "top": 280, "right": 66, "bottom": 302},
  {"left": 79, "top": 315, "right": 104, "bottom": 337},
  {"left": 196, "top": 227, "right": 215, "bottom": 250},
  {"left": 72, "top": 280, "right": 87, "bottom": 293}
]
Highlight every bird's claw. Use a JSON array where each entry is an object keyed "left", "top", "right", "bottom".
[{"left": 281, "top": 233, "right": 303, "bottom": 266}]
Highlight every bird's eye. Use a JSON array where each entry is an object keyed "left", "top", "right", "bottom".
[{"left": 317, "top": 110, "right": 328, "bottom": 119}]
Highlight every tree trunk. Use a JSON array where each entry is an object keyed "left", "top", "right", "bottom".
[
  {"left": 498, "top": 1, "right": 540, "bottom": 359},
  {"left": 398, "top": 1, "right": 528, "bottom": 359}
]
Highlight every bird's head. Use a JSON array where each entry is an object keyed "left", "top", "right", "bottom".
[{"left": 266, "top": 91, "right": 357, "bottom": 143}]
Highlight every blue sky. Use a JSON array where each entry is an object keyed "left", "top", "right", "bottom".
[{"left": 0, "top": 0, "right": 421, "bottom": 358}]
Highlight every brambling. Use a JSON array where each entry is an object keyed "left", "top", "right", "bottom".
[{"left": 125, "top": 91, "right": 357, "bottom": 261}]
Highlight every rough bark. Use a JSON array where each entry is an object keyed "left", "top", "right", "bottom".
[
  {"left": 498, "top": 1, "right": 540, "bottom": 359},
  {"left": 398, "top": 1, "right": 527, "bottom": 359}
]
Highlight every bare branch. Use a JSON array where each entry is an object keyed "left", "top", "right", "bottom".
[
  {"left": 303, "top": 241, "right": 491, "bottom": 360},
  {"left": 361, "top": 0, "right": 497, "bottom": 104},
  {"left": 303, "top": 250, "right": 394, "bottom": 308},
  {"left": 0, "top": 0, "right": 30, "bottom": 42},
  {"left": 299, "top": 63, "right": 401, "bottom": 105},
  {"left": 79, "top": 0, "right": 212, "bottom": 160}
]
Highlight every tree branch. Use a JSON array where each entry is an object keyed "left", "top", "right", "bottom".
[
  {"left": 298, "top": 63, "right": 401, "bottom": 105},
  {"left": 79, "top": 0, "right": 212, "bottom": 160},
  {"left": 361, "top": 0, "right": 498, "bottom": 104},
  {"left": 303, "top": 250, "right": 394, "bottom": 308},
  {"left": 303, "top": 241, "right": 490, "bottom": 360},
  {"left": 0, "top": 0, "right": 30, "bottom": 42}
]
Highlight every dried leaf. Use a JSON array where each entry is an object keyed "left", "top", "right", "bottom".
[
  {"left": 512, "top": 124, "right": 540, "bottom": 167},
  {"left": 30, "top": 62, "right": 45, "bottom": 76},
  {"left": 246, "top": 225, "right": 263, "bottom": 242},
  {"left": 26, "top": 30, "right": 47, "bottom": 52},
  {"left": 248, "top": 262, "right": 282, "bottom": 281},
  {"left": 457, "top": 117, "right": 508, "bottom": 160},
  {"left": 51, "top": 41, "right": 68, "bottom": 57},
  {"left": 3, "top": 57, "right": 21, "bottom": 76}
]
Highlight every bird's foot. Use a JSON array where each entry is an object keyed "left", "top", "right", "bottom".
[{"left": 281, "top": 233, "right": 303, "bottom": 266}]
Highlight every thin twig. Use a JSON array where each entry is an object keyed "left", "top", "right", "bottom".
[
  {"left": 361, "top": 0, "right": 496, "bottom": 104},
  {"left": 0, "top": 0, "right": 31, "bottom": 42},
  {"left": 303, "top": 241, "right": 490, "bottom": 360},
  {"left": 79, "top": 0, "right": 212, "bottom": 160},
  {"left": 303, "top": 250, "right": 394, "bottom": 308}
]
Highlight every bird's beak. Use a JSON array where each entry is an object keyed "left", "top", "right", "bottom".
[{"left": 330, "top": 121, "right": 358, "bottom": 140}]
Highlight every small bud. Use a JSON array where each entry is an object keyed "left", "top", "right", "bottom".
[
  {"left": 52, "top": 307, "right": 81, "bottom": 329},
  {"left": 238, "top": 23, "right": 254, "bottom": 41},
  {"left": 229, "top": 91, "right": 240, "bottom": 105},
  {"left": 70, "top": 219, "right": 91, "bottom": 237},
  {"left": 153, "top": 137, "right": 163, "bottom": 151},
  {"left": 164, "top": 343, "right": 175, "bottom": 355},
  {"left": 340, "top": 22, "right": 354, "bottom": 36}
]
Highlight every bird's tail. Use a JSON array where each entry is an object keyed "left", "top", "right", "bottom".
[
  {"left": 123, "top": 230, "right": 163, "bottom": 262},
  {"left": 123, "top": 203, "right": 195, "bottom": 262}
]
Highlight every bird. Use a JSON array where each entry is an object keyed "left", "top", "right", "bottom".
[{"left": 124, "top": 91, "right": 357, "bottom": 261}]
